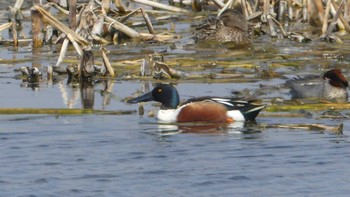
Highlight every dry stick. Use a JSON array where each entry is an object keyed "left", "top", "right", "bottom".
[
  {"left": 287, "top": 0, "right": 293, "bottom": 21},
  {"left": 253, "top": 0, "right": 259, "bottom": 13},
  {"left": 302, "top": 0, "right": 308, "bottom": 22},
  {"left": 262, "top": 0, "right": 269, "bottom": 23},
  {"left": 102, "top": 0, "right": 110, "bottom": 13},
  {"left": 141, "top": 8, "right": 155, "bottom": 34},
  {"left": 75, "top": 5, "right": 93, "bottom": 37},
  {"left": 68, "top": 0, "right": 77, "bottom": 30},
  {"left": 139, "top": 33, "right": 176, "bottom": 42},
  {"left": 307, "top": 0, "right": 314, "bottom": 22},
  {"left": 278, "top": 0, "right": 287, "bottom": 21},
  {"left": 259, "top": 123, "right": 343, "bottom": 135},
  {"left": 314, "top": 0, "right": 325, "bottom": 23},
  {"left": 271, "top": 17, "right": 287, "bottom": 36},
  {"left": 76, "top": 4, "right": 87, "bottom": 31},
  {"left": 191, "top": 0, "right": 202, "bottom": 11},
  {"left": 332, "top": 0, "right": 350, "bottom": 33},
  {"left": 107, "top": 12, "right": 175, "bottom": 41},
  {"left": 321, "top": 0, "right": 332, "bottom": 35},
  {"left": 10, "top": 0, "right": 24, "bottom": 47},
  {"left": 101, "top": 48, "right": 116, "bottom": 77},
  {"left": 245, "top": 0, "right": 253, "bottom": 16},
  {"left": 270, "top": 0, "right": 276, "bottom": 16},
  {"left": 129, "top": 0, "right": 189, "bottom": 13},
  {"left": 114, "top": 0, "right": 126, "bottom": 13},
  {"left": 218, "top": 0, "right": 233, "bottom": 16},
  {"left": 90, "top": 34, "right": 110, "bottom": 45},
  {"left": 0, "top": 22, "right": 13, "bottom": 32},
  {"left": 211, "top": 0, "right": 225, "bottom": 9},
  {"left": 241, "top": 0, "right": 248, "bottom": 18},
  {"left": 345, "top": 0, "right": 350, "bottom": 20},
  {"left": 55, "top": 38, "right": 70, "bottom": 67},
  {"left": 118, "top": 6, "right": 154, "bottom": 34},
  {"left": 330, "top": 3, "right": 345, "bottom": 32},
  {"left": 267, "top": 15, "right": 277, "bottom": 36},
  {"left": 247, "top": 11, "right": 262, "bottom": 20},
  {"left": 9, "top": 7, "right": 18, "bottom": 48},
  {"left": 14, "top": 0, "right": 24, "bottom": 9},
  {"left": 326, "top": 0, "right": 345, "bottom": 35},
  {"left": 34, "top": 5, "right": 89, "bottom": 46},
  {"left": 67, "top": 34, "right": 83, "bottom": 56},
  {"left": 31, "top": 7, "right": 43, "bottom": 48},
  {"left": 49, "top": 2, "right": 69, "bottom": 15},
  {"left": 104, "top": 14, "right": 141, "bottom": 38},
  {"left": 119, "top": 8, "right": 141, "bottom": 23},
  {"left": 139, "top": 9, "right": 185, "bottom": 15}
]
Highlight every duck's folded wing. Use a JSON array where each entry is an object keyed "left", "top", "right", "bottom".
[
  {"left": 193, "top": 17, "right": 220, "bottom": 41},
  {"left": 185, "top": 97, "right": 264, "bottom": 121}
]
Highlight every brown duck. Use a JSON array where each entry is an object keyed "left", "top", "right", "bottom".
[{"left": 193, "top": 8, "right": 250, "bottom": 44}]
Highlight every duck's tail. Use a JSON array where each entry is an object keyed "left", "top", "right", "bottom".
[{"left": 241, "top": 104, "right": 265, "bottom": 121}]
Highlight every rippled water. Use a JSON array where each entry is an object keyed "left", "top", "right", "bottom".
[
  {"left": 1, "top": 81, "right": 350, "bottom": 196},
  {"left": 1, "top": 114, "right": 350, "bottom": 196},
  {"left": 1, "top": 1, "right": 350, "bottom": 196}
]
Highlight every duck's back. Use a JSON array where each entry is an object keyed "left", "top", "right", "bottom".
[
  {"left": 287, "top": 81, "right": 323, "bottom": 99},
  {"left": 193, "top": 17, "right": 220, "bottom": 41}
]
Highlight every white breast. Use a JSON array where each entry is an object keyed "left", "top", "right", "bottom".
[
  {"left": 157, "top": 104, "right": 193, "bottom": 123},
  {"left": 157, "top": 109, "right": 180, "bottom": 123},
  {"left": 226, "top": 110, "right": 245, "bottom": 121}
]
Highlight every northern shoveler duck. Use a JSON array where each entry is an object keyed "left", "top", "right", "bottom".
[
  {"left": 127, "top": 84, "right": 264, "bottom": 123},
  {"left": 287, "top": 69, "right": 348, "bottom": 102},
  {"left": 193, "top": 8, "right": 250, "bottom": 44}
]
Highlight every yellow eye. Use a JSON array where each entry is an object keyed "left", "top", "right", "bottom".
[{"left": 158, "top": 88, "right": 162, "bottom": 93}]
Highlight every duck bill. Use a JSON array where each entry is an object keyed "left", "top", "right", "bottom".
[{"left": 127, "top": 92, "right": 154, "bottom": 104}]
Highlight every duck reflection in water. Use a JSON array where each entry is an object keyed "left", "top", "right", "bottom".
[{"left": 157, "top": 121, "right": 246, "bottom": 134}]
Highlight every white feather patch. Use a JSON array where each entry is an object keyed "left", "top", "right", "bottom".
[
  {"left": 226, "top": 110, "right": 245, "bottom": 121},
  {"left": 157, "top": 104, "right": 189, "bottom": 123}
]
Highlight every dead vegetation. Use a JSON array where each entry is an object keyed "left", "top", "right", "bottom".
[{"left": 0, "top": 0, "right": 348, "bottom": 81}]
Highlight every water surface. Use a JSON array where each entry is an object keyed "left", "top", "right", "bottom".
[
  {"left": 1, "top": 80, "right": 350, "bottom": 196},
  {"left": 1, "top": 2, "right": 350, "bottom": 196}
]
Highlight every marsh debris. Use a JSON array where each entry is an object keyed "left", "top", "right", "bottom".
[
  {"left": 259, "top": 123, "right": 343, "bottom": 135},
  {"left": 1, "top": 0, "right": 349, "bottom": 82}
]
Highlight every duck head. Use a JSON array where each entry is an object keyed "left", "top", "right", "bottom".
[
  {"left": 219, "top": 8, "right": 248, "bottom": 32},
  {"left": 323, "top": 69, "right": 349, "bottom": 88},
  {"left": 128, "top": 84, "right": 180, "bottom": 109}
]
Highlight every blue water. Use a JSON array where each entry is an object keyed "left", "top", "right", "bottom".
[
  {"left": 1, "top": 4, "right": 350, "bottom": 195},
  {"left": 1, "top": 113, "right": 350, "bottom": 196},
  {"left": 1, "top": 79, "right": 350, "bottom": 196}
]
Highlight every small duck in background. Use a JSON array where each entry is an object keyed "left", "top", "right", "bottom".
[
  {"left": 193, "top": 8, "right": 250, "bottom": 44},
  {"left": 127, "top": 84, "right": 264, "bottom": 123},
  {"left": 20, "top": 66, "right": 42, "bottom": 83},
  {"left": 286, "top": 69, "right": 349, "bottom": 102}
]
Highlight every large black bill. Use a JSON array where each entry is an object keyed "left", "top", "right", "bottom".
[{"left": 127, "top": 92, "right": 154, "bottom": 104}]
